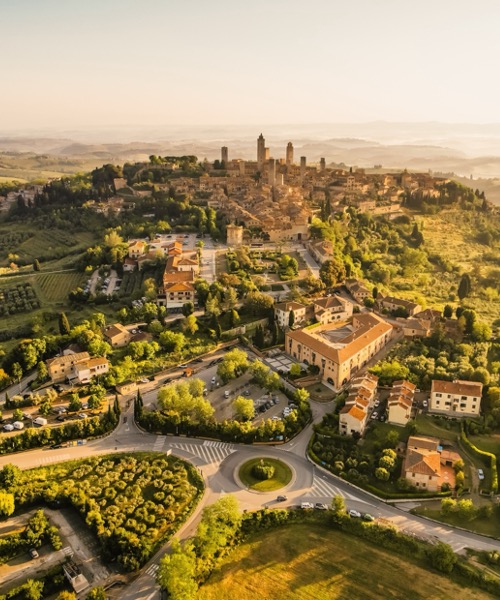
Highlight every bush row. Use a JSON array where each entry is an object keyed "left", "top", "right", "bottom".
[{"left": 460, "top": 426, "right": 498, "bottom": 493}]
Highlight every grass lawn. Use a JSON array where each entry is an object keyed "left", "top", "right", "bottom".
[
  {"left": 361, "top": 421, "right": 410, "bottom": 455},
  {"left": 198, "top": 524, "right": 493, "bottom": 600},
  {"left": 415, "top": 413, "right": 461, "bottom": 442},
  {"left": 238, "top": 458, "right": 292, "bottom": 492},
  {"left": 412, "top": 505, "right": 500, "bottom": 539},
  {"left": 469, "top": 434, "right": 500, "bottom": 458}
]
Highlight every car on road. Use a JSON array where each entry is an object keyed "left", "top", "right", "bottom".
[
  {"left": 211, "top": 376, "right": 217, "bottom": 385},
  {"left": 276, "top": 495, "right": 287, "bottom": 502},
  {"left": 301, "top": 502, "right": 314, "bottom": 510},
  {"left": 224, "top": 390, "right": 230, "bottom": 398},
  {"left": 53, "top": 384, "right": 63, "bottom": 393},
  {"left": 362, "top": 513, "right": 375, "bottom": 521},
  {"left": 374, "top": 399, "right": 380, "bottom": 407},
  {"left": 315, "top": 503, "right": 328, "bottom": 510},
  {"left": 77, "top": 413, "right": 87, "bottom": 419},
  {"left": 139, "top": 378, "right": 149, "bottom": 384},
  {"left": 370, "top": 412, "right": 378, "bottom": 420},
  {"left": 178, "top": 364, "right": 188, "bottom": 369},
  {"left": 244, "top": 390, "right": 250, "bottom": 396},
  {"left": 348, "top": 509, "right": 362, "bottom": 518},
  {"left": 56, "top": 416, "right": 66, "bottom": 422},
  {"left": 29, "top": 548, "right": 39, "bottom": 559},
  {"left": 192, "top": 358, "right": 204, "bottom": 363},
  {"left": 423, "top": 399, "right": 428, "bottom": 408},
  {"left": 379, "top": 414, "right": 386, "bottom": 422},
  {"left": 478, "top": 468, "right": 485, "bottom": 480},
  {"left": 3, "top": 424, "right": 14, "bottom": 432}
]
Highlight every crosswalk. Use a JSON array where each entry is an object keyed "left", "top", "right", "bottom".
[
  {"left": 39, "top": 453, "right": 71, "bottom": 465},
  {"left": 168, "top": 441, "right": 236, "bottom": 464},
  {"left": 62, "top": 546, "right": 73, "bottom": 557},
  {"left": 153, "top": 435, "right": 167, "bottom": 451},
  {"left": 145, "top": 563, "right": 159, "bottom": 578},
  {"left": 310, "top": 475, "right": 366, "bottom": 503}
]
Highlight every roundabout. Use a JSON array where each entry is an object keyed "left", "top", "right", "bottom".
[{"left": 236, "top": 456, "right": 294, "bottom": 492}]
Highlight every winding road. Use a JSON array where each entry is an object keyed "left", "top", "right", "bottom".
[{"left": 1, "top": 396, "right": 499, "bottom": 600}]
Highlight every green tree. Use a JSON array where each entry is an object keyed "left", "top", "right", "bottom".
[
  {"left": 0, "top": 464, "right": 21, "bottom": 488},
  {"left": 443, "top": 304, "right": 453, "bottom": 318},
  {"left": 86, "top": 587, "right": 107, "bottom": 600},
  {"left": 159, "top": 331, "right": 186, "bottom": 353},
  {"left": 0, "top": 490, "right": 15, "bottom": 517},
  {"left": 55, "top": 592, "right": 77, "bottom": 600},
  {"left": 182, "top": 301, "right": 195, "bottom": 317},
  {"left": 253, "top": 325, "right": 265, "bottom": 349},
  {"left": 331, "top": 494, "right": 346, "bottom": 520},
  {"left": 182, "top": 314, "right": 199, "bottom": 336},
  {"left": 232, "top": 396, "right": 255, "bottom": 421},
  {"left": 374, "top": 467, "right": 390, "bottom": 481},
  {"left": 194, "top": 495, "right": 242, "bottom": 560},
  {"left": 68, "top": 393, "right": 82, "bottom": 412},
  {"left": 36, "top": 360, "right": 48, "bottom": 382},
  {"left": 11, "top": 362, "right": 23, "bottom": 382},
  {"left": 428, "top": 542, "right": 457, "bottom": 574},
  {"left": 289, "top": 363, "right": 301, "bottom": 378},
  {"left": 457, "top": 273, "right": 471, "bottom": 300},
  {"left": 21, "top": 579, "right": 44, "bottom": 600},
  {"left": 33, "top": 259, "right": 40, "bottom": 272},
  {"left": 58, "top": 312, "right": 71, "bottom": 336},
  {"left": 229, "top": 309, "right": 240, "bottom": 328},
  {"left": 244, "top": 291, "right": 274, "bottom": 316},
  {"left": 217, "top": 349, "right": 249, "bottom": 383},
  {"left": 157, "top": 539, "right": 198, "bottom": 600},
  {"left": 319, "top": 258, "right": 346, "bottom": 287},
  {"left": 288, "top": 311, "right": 295, "bottom": 328}
]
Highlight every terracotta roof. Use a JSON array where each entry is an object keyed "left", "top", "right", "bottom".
[
  {"left": 275, "top": 301, "right": 306, "bottom": 312},
  {"left": 380, "top": 296, "right": 420, "bottom": 310},
  {"left": 407, "top": 435, "right": 439, "bottom": 451},
  {"left": 431, "top": 379, "right": 482, "bottom": 397},
  {"left": 164, "top": 282, "right": 195, "bottom": 292},
  {"left": 393, "top": 380, "right": 416, "bottom": 393},
  {"left": 163, "top": 271, "right": 195, "bottom": 283},
  {"left": 47, "top": 351, "right": 90, "bottom": 367},
  {"left": 287, "top": 313, "right": 392, "bottom": 364},
  {"left": 414, "top": 308, "right": 441, "bottom": 322},
  {"left": 404, "top": 448, "right": 441, "bottom": 477},
  {"left": 340, "top": 404, "right": 366, "bottom": 422},
  {"left": 103, "top": 323, "right": 129, "bottom": 339},
  {"left": 314, "top": 296, "right": 347, "bottom": 310}
]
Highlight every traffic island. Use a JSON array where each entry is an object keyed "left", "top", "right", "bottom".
[{"left": 238, "top": 457, "right": 293, "bottom": 492}]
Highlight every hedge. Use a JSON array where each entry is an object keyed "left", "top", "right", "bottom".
[{"left": 460, "top": 427, "right": 498, "bottom": 494}]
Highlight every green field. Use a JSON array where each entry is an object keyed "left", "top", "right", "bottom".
[
  {"left": 412, "top": 505, "right": 500, "bottom": 539},
  {"left": 198, "top": 524, "right": 493, "bottom": 600},
  {"left": 238, "top": 458, "right": 293, "bottom": 492}
]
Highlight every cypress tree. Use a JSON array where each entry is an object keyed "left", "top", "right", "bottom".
[
  {"left": 457, "top": 274, "right": 471, "bottom": 300},
  {"left": 58, "top": 312, "right": 71, "bottom": 336}
]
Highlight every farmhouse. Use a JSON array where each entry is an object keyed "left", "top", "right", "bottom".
[
  {"left": 312, "top": 295, "right": 353, "bottom": 324},
  {"left": 378, "top": 295, "right": 421, "bottom": 317},
  {"left": 404, "top": 435, "right": 461, "bottom": 492},
  {"left": 429, "top": 379, "right": 483, "bottom": 418},
  {"left": 285, "top": 313, "right": 392, "bottom": 390},
  {"left": 274, "top": 301, "right": 307, "bottom": 328},
  {"left": 344, "top": 278, "right": 371, "bottom": 303},
  {"left": 74, "top": 357, "right": 109, "bottom": 384},
  {"left": 46, "top": 352, "right": 109, "bottom": 384},
  {"left": 103, "top": 323, "right": 132, "bottom": 347}
]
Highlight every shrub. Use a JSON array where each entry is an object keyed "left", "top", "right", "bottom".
[{"left": 252, "top": 460, "right": 275, "bottom": 481}]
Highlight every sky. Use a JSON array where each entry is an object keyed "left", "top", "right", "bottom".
[{"left": 1, "top": 0, "right": 500, "bottom": 130}]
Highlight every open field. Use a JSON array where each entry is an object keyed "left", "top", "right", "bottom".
[{"left": 198, "top": 524, "right": 494, "bottom": 600}]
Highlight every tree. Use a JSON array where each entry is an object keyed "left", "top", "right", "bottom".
[
  {"left": 443, "top": 304, "right": 453, "bottom": 318},
  {"left": 288, "top": 311, "right": 295, "bottom": 328},
  {"left": 13, "top": 408, "right": 23, "bottom": 421},
  {"left": 194, "top": 496, "right": 242, "bottom": 559},
  {"left": 182, "top": 314, "right": 199, "bottom": 336},
  {"left": 21, "top": 579, "right": 44, "bottom": 600},
  {"left": 0, "top": 464, "right": 21, "bottom": 488},
  {"left": 86, "top": 588, "right": 107, "bottom": 600},
  {"left": 374, "top": 467, "right": 389, "bottom": 481},
  {"left": 159, "top": 331, "right": 186, "bottom": 353},
  {"left": 182, "top": 302, "right": 194, "bottom": 317},
  {"left": 11, "top": 362, "right": 23, "bottom": 382},
  {"left": 457, "top": 273, "right": 471, "bottom": 300},
  {"left": 0, "top": 491, "right": 15, "bottom": 518},
  {"left": 244, "top": 291, "right": 274, "bottom": 316},
  {"left": 58, "top": 312, "right": 71, "bottom": 336},
  {"left": 68, "top": 393, "right": 82, "bottom": 412},
  {"left": 217, "top": 349, "right": 249, "bottom": 383},
  {"left": 428, "top": 542, "right": 457, "bottom": 573},
  {"left": 33, "top": 259, "right": 40, "bottom": 272},
  {"left": 232, "top": 396, "right": 255, "bottom": 421},
  {"left": 289, "top": 363, "right": 301, "bottom": 378},
  {"left": 229, "top": 309, "right": 240, "bottom": 329},
  {"left": 331, "top": 494, "right": 346, "bottom": 520},
  {"left": 55, "top": 592, "right": 77, "bottom": 600},
  {"left": 36, "top": 361, "right": 48, "bottom": 382},
  {"left": 88, "top": 394, "right": 103, "bottom": 410},
  {"left": 319, "top": 258, "right": 346, "bottom": 287},
  {"left": 253, "top": 325, "right": 265, "bottom": 349},
  {"left": 157, "top": 539, "right": 198, "bottom": 600}
]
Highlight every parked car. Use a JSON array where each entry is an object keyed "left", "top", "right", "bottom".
[
  {"left": 362, "top": 513, "right": 375, "bottom": 521},
  {"left": 379, "top": 414, "right": 386, "bottom": 422},
  {"left": 139, "top": 379, "right": 149, "bottom": 384},
  {"left": 29, "top": 548, "right": 39, "bottom": 559},
  {"left": 211, "top": 376, "right": 217, "bottom": 385},
  {"left": 315, "top": 503, "right": 328, "bottom": 510},
  {"left": 53, "top": 384, "right": 63, "bottom": 393},
  {"left": 178, "top": 364, "right": 188, "bottom": 369},
  {"left": 371, "top": 412, "right": 378, "bottom": 420},
  {"left": 276, "top": 495, "right": 288, "bottom": 502},
  {"left": 301, "top": 502, "right": 314, "bottom": 510},
  {"left": 374, "top": 399, "right": 380, "bottom": 407},
  {"left": 224, "top": 390, "right": 230, "bottom": 398},
  {"left": 423, "top": 399, "right": 428, "bottom": 407},
  {"left": 348, "top": 509, "right": 362, "bottom": 518},
  {"left": 77, "top": 413, "right": 87, "bottom": 419},
  {"left": 56, "top": 416, "right": 66, "bottom": 422},
  {"left": 3, "top": 424, "right": 14, "bottom": 432},
  {"left": 478, "top": 468, "right": 485, "bottom": 480}
]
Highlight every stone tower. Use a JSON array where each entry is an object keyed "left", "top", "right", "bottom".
[
  {"left": 320, "top": 157, "right": 326, "bottom": 172},
  {"left": 257, "top": 133, "right": 266, "bottom": 170},
  {"left": 221, "top": 146, "right": 228, "bottom": 165},
  {"left": 226, "top": 223, "right": 244, "bottom": 247},
  {"left": 286, "top": 142, "right": 294, "bottom": 166},
  {"left": 300, "top": 156, "right": 306, "bottom": 184}
]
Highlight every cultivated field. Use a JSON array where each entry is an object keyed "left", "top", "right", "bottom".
[{"left": 198, "top": 524, "right": 493, "bottom": 600}]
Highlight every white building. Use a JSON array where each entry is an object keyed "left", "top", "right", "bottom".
[{"left": 429, "top": 379, "right": 482, "bottom": 418}]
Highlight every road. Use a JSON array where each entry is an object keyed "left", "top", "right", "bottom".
[{"left": 2, "top": 390, "right": 500, "bottom": 600}]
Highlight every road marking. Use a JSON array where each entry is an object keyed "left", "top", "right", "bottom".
[
  {"left": 310, "top": 475, "right": 366, "bottom": 503},
  {"left": 145, "top": 563, "right": 159, "bottom": 577},
  {"left": 169, "top": 441, "right": 236, "bottom": 464},
  {"left": 39, "top": 453, "right": 71, "bottom": 465},
  {"left": 153, "top": 435, "right": 166, "bottom": 451},
  {"left": 62, "top": 546, "right": 73, "bottom": 557}
]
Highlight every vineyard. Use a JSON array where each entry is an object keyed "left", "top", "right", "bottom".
[{"left": 37, "top": 271, "right": 86, "bottom": 303}]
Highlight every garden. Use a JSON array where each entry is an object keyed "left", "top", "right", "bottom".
[
  {"left": 0, "top": 452, "right": 204, "bottom": 571},
  {"left": 238, "top": 457, "right": 293, "bottom": 492},
  {"left": 0, "top": 283, "right": 40, "bottom": 317}
]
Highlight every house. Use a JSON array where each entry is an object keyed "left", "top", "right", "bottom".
[
  {"left": 414, "top": 308, "right": 441, "bottom": 323},
  {"left": 387, "top": 380, "right": 416, "bottom": 426},
  {"left": 116, "top": 381, "right": 138, "bottom": 395},
  {"left": 404, "top": 435, "right": 461, "bottom": 492},
  {"left": 399, "top": 318, "right": 431, "bottom": 337},
  {"left": 157, "top": 282, "right": 196, "bottom": 310},
  {"left": 128, "top": 240, "right": 147, "bottom": 259},
  {"left": 46, "top": 352, "right": 91, "bottom": 383},
  {"left": 103, "top": 323, "right": 132, "bottom": 348},
  {"left": 339, "top": 399, "right": 368, "bottom": 436},
  {"left": 339, "top": 373, "right": 378, "bottom": 436},
  {"left": 344, "top": 278, "right": 371, "bottom": 303},
  {"left": 274, "top": 301, "right": 307, "bottom": 328},
  {"left": 285, "top": 313, "right": 392, "bottom": 390},
  {"left": 307, "top": 240, "right": 334, "bottom": 264},
  {"left": 378, "top": 295, "right": 421, "bottom": 317},
  {"left": 46, "top": 352, "right": 109, "bottom": 384},
  {"left": 429, "top": 379, "right": 483, "bottom": 418},
  {"left": 123, "top": 257, "right": 137, "bottom": 272},
  {"left": 63, "top": 560, "right": 90, "bottom": 594},
  {"left": 74, "top": 357, "right": 109, "bottom": 384},
  {"left": 312, "top": 295, "right": 353, "bottom": 324}
]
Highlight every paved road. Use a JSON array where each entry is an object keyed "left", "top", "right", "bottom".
[{"left": 2, "top": 393, "right": 500, "bottom": 600}]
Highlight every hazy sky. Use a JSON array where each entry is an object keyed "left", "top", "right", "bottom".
[{"left": 2, "top": 0, "right": 500, "bottom": 130}]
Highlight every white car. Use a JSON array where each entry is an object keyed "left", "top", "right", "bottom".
[
  {"left": 3, "top": 424, "right": 14, "bottom": 432},
  {"left": 371, "top": 412, "right": 378, "bottom": 420},
  {"left": 423, "top": 399, "right": 428, "bottom": 408},
  {"left": 348, "top": 509, "right": 362, "bottom": 518},
  {"left": 301, "top": 502, "right": 314, "bottom": 510}
]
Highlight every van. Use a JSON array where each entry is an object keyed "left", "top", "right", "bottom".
[
  {"left": 33, "top": 417, "right": 47, "bottom": 427},
  {"left": 13, "top": 421, "right": 24, "bottom": 430}
]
